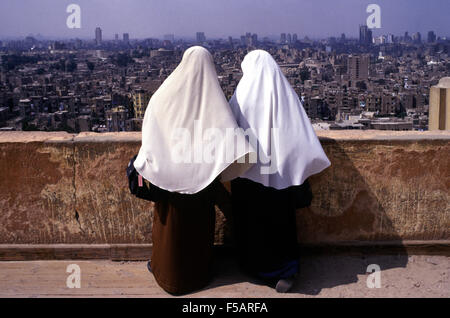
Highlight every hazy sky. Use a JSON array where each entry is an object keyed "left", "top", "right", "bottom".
[{"left": 0, "top": 0, "right": 449, "bottom": 40}]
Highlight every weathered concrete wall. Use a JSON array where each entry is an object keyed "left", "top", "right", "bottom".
[
  {"left": 0, "top": 131, "right": 449, "bottom": 248},
  {"left": 0, "top": 132, "right": 151, "bottom": 245},
  {"left": 303, "top": 131, "right": 450, "bottom": 244}
]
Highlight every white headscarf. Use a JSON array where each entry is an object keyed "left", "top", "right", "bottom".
[
  {"left": 134, "top": 46, "right": 255, "bottom": 194},
  {"left": 229, "top": 50, "right": 330, "bottom": 189}
]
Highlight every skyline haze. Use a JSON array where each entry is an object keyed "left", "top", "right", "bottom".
[{"left": 0, "top": 0, "right": 449, "bottom": 40}]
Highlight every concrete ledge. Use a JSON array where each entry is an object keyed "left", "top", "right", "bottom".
[
  {"left": 0, "top": 244, "right": 152, "bottom": 261},
  {"left": 3, "top": 130, "right": 449, "bottom": 143},
  {"left": 0, "top": 131, "right": 449, "bottom": 259},
  {"left": 299, "top": 240, "right": 450, "bottom": 256},
  {"left": 0, "top": 240, "right": 448, "bottom": 261},
  {"left": 314, "top": 130, "right": 450, "bottom": 141}
]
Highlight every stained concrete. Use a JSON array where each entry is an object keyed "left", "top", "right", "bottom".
[{"left": 0, "top": 131, "right": 448, "bottom": 248}]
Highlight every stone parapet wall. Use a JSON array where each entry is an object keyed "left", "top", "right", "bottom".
[{"left": 0, "top": 131, "right": 448, "bottom": 258}]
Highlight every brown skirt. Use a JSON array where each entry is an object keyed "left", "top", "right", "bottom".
[{"left": 150, "top": 183, "right": 218, "bottom": 295}]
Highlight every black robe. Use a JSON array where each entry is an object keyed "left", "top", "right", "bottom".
[
  {"left": 230, "top": 177, "right": 312, "bottom": 281},
  {"left": 141, "top": 178, "right": 230, "bottom": 295}
]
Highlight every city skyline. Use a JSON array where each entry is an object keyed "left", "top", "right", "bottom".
[{"left": 0, "top": 0, "right": 449, "bottom": 40}]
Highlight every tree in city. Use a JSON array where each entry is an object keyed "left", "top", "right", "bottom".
[
  {"left": 66, "top": 59, "right": 77, "bottom": 72},
  {"left": 356, "top": 81, "right": 367, "bottom": 91},
  {"left": 113, "top": 53, "right": 134, "bottom": 67},
  {"left": 86, "top": 60, "right": 95, "bottom": 71},
  {"left": 299, "top": 66, "right": 310, "bottom": 82}
]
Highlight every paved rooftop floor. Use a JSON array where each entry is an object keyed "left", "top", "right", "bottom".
[{"left": 0, "top": 254, "right": 448, "bottom": 298}]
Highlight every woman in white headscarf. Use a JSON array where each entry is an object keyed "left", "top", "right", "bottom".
[
  {"left": 229, "top": 50, "right": 330, "bottom": 293},
  {"left": 131, "top": 46, "right": 254, "bottom": 295}
]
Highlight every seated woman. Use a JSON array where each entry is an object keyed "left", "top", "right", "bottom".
[
  {"left": 228, "top": 50, "right": 331, "bottom": 293},
  {"left": 130, "top": 46, "right": 254, "bottom": 295}
]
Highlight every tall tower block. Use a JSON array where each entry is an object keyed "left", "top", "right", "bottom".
[{"left": 429, "top": 78, "right": 450, "bottom": 130}]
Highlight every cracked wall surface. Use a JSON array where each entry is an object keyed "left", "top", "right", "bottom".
[{"left": 0, "top": 131, "right": 449, "bottom": 245}]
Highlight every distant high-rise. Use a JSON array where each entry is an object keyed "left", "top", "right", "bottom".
[
  {"left": 240, "top": 35, "right": 246, "bottom": 46},
  {"left": 428, "top": 31, "right": 437, "bottom": 43},
  {"left": 196, "top": 32, "right": 206, "bottom": 43},
  {"left": 348, "top": 55, "right": 370, "bottom": 82},
  {"left": 429, "top": 77, "right": 450, "bottom": 130},
  {"left": 412, "top": 32, "right": 421, "bottom": 43},
  {"left": 280, "top": 33, "right": 286, "bottom": 44},
  {"left": 251, "top": 33, "right": 258, "bottom": 46},
  {"left": 245, "top": 32, "right": 252, "bottom": 46},
  {"left": 366, "top": 29, "right": 372, "bottom": 44},
  {"left": 293, "top": 33, "right": 298, "bottom": 43},
  {"left": 123, "top": 33, "right": 130, "bottom": 44},
  {"left": 114, "top": 34, "right": 119, "bottom": 41},
  {"left": 95, "top": 27, "right": 102, "bottom": 45},
  {"left": 287, "top": 33, "right": 292, "bottom": 44},
  {"left": 340, "top": 33, "right": 346, "bottom": 42},
  {"left": 404, "top": 32, "right": 411, "bottom": 43},
  {"left": 75, "top": 39, "right": 82, "bottom": 49},
  {"left": 359, "top": 25, "right": 372, "bottom": 45},
  {"left": 387, "top": 34, "right": 395, "bottom": 44},
  {"left": 359, "top": 25, "right": 366, "bottom": 42}
]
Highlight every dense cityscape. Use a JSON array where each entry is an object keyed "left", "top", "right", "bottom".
[{"left": 0, "top": 26, "right": 449, "bottom": 133}]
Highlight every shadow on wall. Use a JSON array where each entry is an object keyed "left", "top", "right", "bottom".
[
  {"left": 291, "top": 137, "right": 408, "bottom": 294},
  {"left": 205, "top": 137, "right": 408, "bottom": 295}
]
